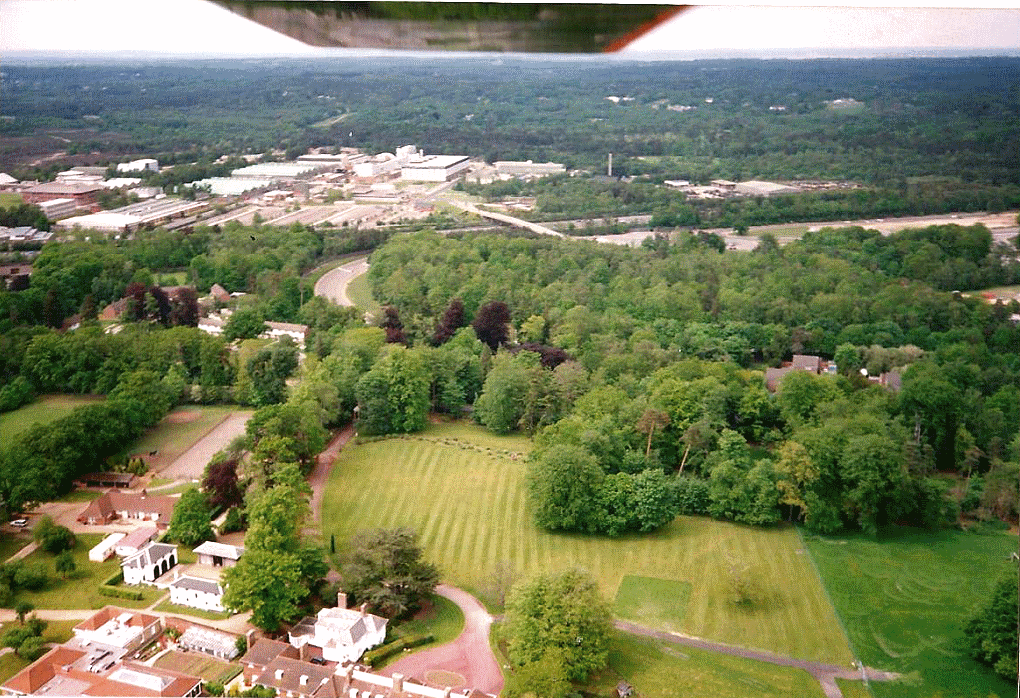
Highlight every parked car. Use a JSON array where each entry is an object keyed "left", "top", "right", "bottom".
[{"left": 9, "top": 519, "right": 28, "bottom": 527}]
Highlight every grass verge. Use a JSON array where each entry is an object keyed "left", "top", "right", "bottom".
[
  {"left": 322, "top": 422, "right": 852, "bottom": 663},
  {"left": 128, "top": 405, "right": 241, "bottom": 472},
  {"left": 805, "top": 527, "right": 1017, "bottom": 698},
  {"left": 588, "top": 631, "right": 826, "bottom": 698},
  {"left": 345, "top": 272, "right": 381, "bottom": 316}
]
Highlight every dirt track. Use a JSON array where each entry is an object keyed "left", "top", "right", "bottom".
[{"left": 160, "top": 412, "right": 253, "bottom": 480}]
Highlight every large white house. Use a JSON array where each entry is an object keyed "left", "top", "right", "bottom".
[
  {"left": 169, "top": 575, "right": 227, "bottom": 613},
  {"left": 287, "top": 596, "right": 387, "bottom": 664},
  {"left": 121, "top": 543, "right": 178, "bottom": 585}
]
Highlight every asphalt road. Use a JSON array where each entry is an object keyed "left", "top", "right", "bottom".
[{"left": 313, "top": 257, "right": 370, "bottom": 308}]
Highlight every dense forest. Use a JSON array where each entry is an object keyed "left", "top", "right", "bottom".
[{"left": 3, "top": 56, "right": 1019, "bottom": 196}]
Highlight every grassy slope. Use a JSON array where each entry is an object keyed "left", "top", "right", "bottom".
[
  {"left": 589, "top": 632, "right": 826, "bottom": 698},
  {"left": 805, "top": 528, "right": 1018, "bottom": 698},
  {"left": 322, "top": 422, "right": 852, "bottom": 664},
  {"left": 346, "top": 272, "right": 382, "bottom": 316},
  {"left": 0, "top": 395, "right": 105, "bottom": 443}
]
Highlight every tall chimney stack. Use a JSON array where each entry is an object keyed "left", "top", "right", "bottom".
[{"left": 337, "top": 591, "right": 347, "bottom": 609}]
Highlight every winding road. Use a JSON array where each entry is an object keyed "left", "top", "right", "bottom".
[
  {"left": 314, "top": 257, "right": 370, "bottom": 308},
  {"left": 382, "top": 585, "right": 504, "bottom": 697}
]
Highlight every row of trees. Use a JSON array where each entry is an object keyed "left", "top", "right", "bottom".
[{"left": 0, "top": 369, "right": 178, "bottom": 510}]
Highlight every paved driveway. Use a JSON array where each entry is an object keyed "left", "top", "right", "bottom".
[
  {"left": 383, "top": 585, "right": 503, "bottom": 696},
  {"left": 161, "top": 412, "right": 252, "bottom": 480}
]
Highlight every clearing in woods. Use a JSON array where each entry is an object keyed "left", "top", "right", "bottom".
[{"left": 321, "top": 421, "right": 853, "bottom": 664}]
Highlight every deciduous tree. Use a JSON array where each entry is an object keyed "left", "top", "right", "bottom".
[{"left": 503, "top": 569, "right": 612, "bottom": 682}]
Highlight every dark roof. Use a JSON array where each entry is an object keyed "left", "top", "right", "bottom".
[
  {"left": 170, "top": 576, "right": 221, "bottom": 595},
  {"left": 256, "top": 656, "right": 333, "bottom": 697},
  {"left": 241, "top": 638, "right": 299, "bottom": 669}
]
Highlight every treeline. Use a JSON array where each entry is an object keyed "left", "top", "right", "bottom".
[
  {"left": 361, "top": 227, "right": 1019, "bottom": 534},
  {"left": 4, "top": 57, "right": 1018, "bottom": 188},
  {"left": 0, "top": 369, "right": 176, "bottom": 510},
  {"left": 463, "top": 173, "right": 1020, "bottom": 231}
]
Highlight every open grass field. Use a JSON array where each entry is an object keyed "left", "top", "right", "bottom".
[
  {"left": 587, "top": 632, "right": 827, "bottom": 698},
  {"left": 346, "top": 272, "right": 382, "bottom": 316},
  {"left": 154, "top": 650, "right": 241, "bottom": 684},
  {"left": 129, "top": 405, "right": 241, "bottom": 474},
  {"left": 13, "top": 534, "right": 164, "bottom": 610},
  {"left": 322, "top": 422, "right": 852, "bottom": 664},
  {"left": 0, "top": 394, "right": 104, "bottom": 443},
  {"left": 805, "top": 527, "right": 1018, "bottom": 698}
]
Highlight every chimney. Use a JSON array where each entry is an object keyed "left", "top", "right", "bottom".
[
  {"left": 359, "top": 603, "right": 367, "bottom": 618},
  {"left": 300, "top": 675, "right": 309, "bottom": 687},
  {"left": 337, "top": 591, "right": 347, "bottom": 609},
  {"left": 392, "top": 674, "right": 404, "bottom": 693},
  {"left": 275, "top": 669, "right": 284, "bottom": 681}
]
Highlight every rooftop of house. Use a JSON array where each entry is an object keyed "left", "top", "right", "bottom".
[
  {"left": 241, "top": 637, "right": 299, "bottom": 668},
  {"left": 78, "top": 491, "right": 177, "bottom": 526},
  {"left": 192, "top": 540, "right": 244, "bottom": 560},
  {"left": 122, "top": 543, "right": 177, "bottom": 570},
  {"left": 116, "top": 526, "right": 160, "bottom": 551}
]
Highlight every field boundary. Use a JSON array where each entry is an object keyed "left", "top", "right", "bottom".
[{"left": 795, "top": 526, "right": 874, "bottom": 698}]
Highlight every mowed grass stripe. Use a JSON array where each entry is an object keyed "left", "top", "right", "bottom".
[{"left": 323, "top": 427, "right": 852, "bottom": 664}]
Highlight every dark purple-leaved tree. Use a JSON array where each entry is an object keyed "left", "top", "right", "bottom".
[{"left": 472, "top": 301, "right": 511, "bottom": 351}]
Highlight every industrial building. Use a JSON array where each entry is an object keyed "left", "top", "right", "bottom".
[
  {"left": 189, "top": 177, "right": 274, "bottom": 197},
  {"left": 38, "top": 197, "right": 77, "bottom": 220},
  {"left": 56, "top": 198, "right": 209, "bottom": 234},
  {"left": 230, "top": 161, "right": 321, "bottom": 180},
  {"left": 22, "top": 182, "right": 103, "bottom": 211},
  {"left": 117, "top": 158, "right": 159, "bottom": 173},
  {"left": 494, "top": 160, "right": 566, "bottom": 177},
  {"left": 401, "top": 154, "right": 471, "bottom": 181},
  {"left": 735, "top": 180, "right": 800, "bottom": 197}
]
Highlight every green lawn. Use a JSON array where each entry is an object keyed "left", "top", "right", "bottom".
[
  {"left": 0, "top": 619, "right": 77, "bottom": 645},
  {"left": 12, "top": 534, "right": 164, "bottom": 609},
  {"left": 154, "top": 650, "right": 241, "bottom": 684},
  {"left": 0, "top": 534, "right": 32, "bottom": 563},
  {"left": 56, "top": 490, "right": 102, "bottom": 503},
  {"left": 346, "top": 272, "right": 381, "bottom": 316},
  {"left": 0, "top": 395, "right": 105, "bottom": 443},
  {"left": 614, "top": 576, "right": 691, "bottom": 630},
  {"left": 805, "top": 527, "right": 1018, "bottom": 698},
  {"left": 322, "top": 422, "right": 852, "bottom": 664},
  {"left": 587, "top": 632, "right": 827, "bottom": 698},
  {"left": 391, "top": 592, "right": 465, "bottom": 649}
]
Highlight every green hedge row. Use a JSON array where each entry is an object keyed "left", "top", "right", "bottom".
[
  {"left": 101, "top": 570, "right": 125, "bottom": 587},
  {"left": 98, "top": 584, "right": 143, "bottom": 601},
  {"left": 362, "top": 633, "right": 434, "bottom": 667}
]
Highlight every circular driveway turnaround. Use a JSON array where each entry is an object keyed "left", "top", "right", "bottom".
[
  {"left": 383, "top": 585, "right": 504, "bottom": 696},
  {"left": 314, "top": 257, "right": 369, "bottom": 308}
]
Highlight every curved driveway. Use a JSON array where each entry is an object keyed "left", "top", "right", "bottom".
[
  {"left": 314, "top": 257, "right": 369, "bottom": 308},
  {"left": 383, "top": 585, "right": 503, "bottom": 696}
]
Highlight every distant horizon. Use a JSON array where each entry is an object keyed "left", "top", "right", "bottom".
[{"left": 5, "top": 45, "right": 1020, "bottom": 64}]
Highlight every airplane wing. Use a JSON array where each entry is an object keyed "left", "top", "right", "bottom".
[{"left": 213, "top": 2, "right": 686, "bottom": 53}]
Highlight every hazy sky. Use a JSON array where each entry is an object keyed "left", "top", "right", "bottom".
[{"left": 1, "top": 0, "right": 1018, "bottom": 56}]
